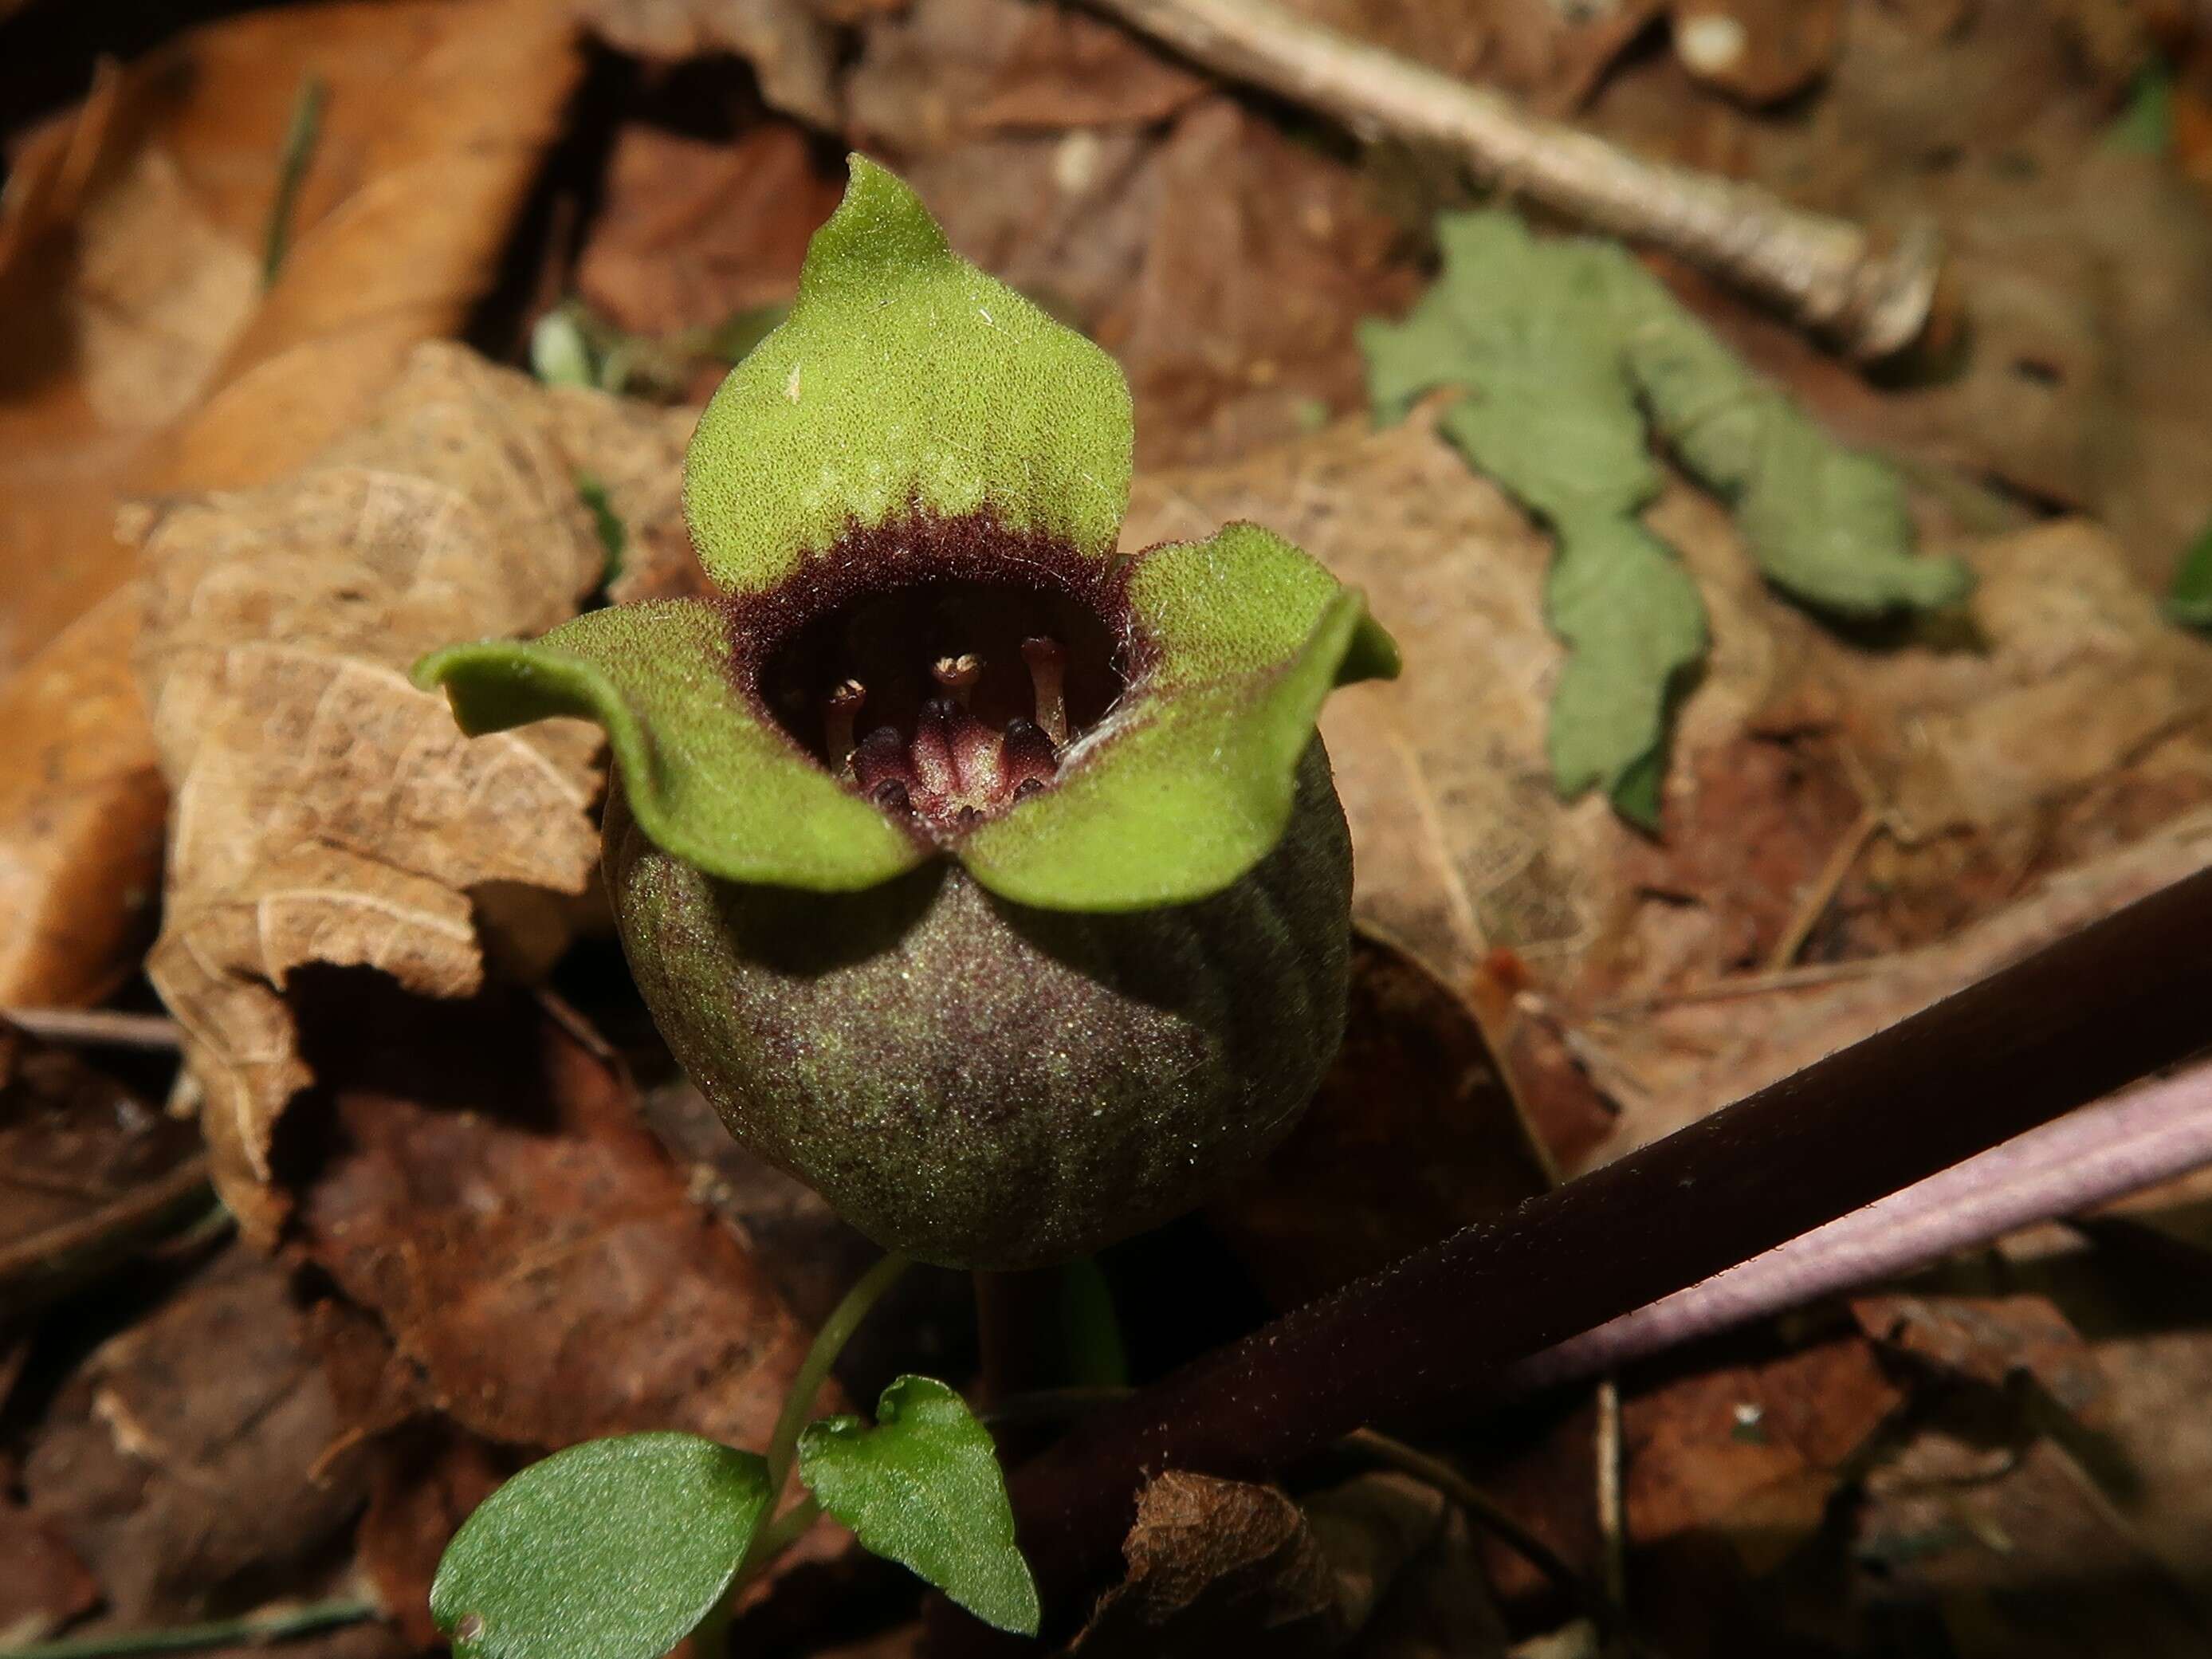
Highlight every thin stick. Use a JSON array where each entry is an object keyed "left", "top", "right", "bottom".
[
  {"left": 2, "top": 1008, "right": 183, "bottom": 1051},
  {"left": 1765, "top": 804, "right": 1885, "bottom": 972},
  {"left": 1498, "top": 1053, "right": 2212, "bottom": 1394},
  {"left": 1588, "top": 957, "right": 1880, "bottom": 1018},
  {"left": 1000, "top": 863, "right": 2212, "bottom": 1606},
  {"left": 0, "top": 1601, "right": 373, "bottom": 1659},
  {"left": 1081, "top": 0, "right": 1942, "bottom": 359},
  {"left": 1592, "top": 1382, "right": 1626, "bottom": 1619},
  {"left": 1344, "top": 1429, "right": 1599, "bottom": 1616}
]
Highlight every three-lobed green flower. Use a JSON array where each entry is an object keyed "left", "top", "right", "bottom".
[{"left": 417, "top": 157, "right": 1400, "bottom": 1268}]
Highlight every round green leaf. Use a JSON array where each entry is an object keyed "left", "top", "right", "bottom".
[
  {"left": 430, "top": 1433, "right": 772, "bottom": 1659},
  {"left": 798, "top": 1375, "right": 1039, "bottom": 1635}
]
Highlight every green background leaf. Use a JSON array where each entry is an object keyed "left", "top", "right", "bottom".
[
  {"left": 430, "top": 1432, "right": 771, "bottom": 1659},
  {"left": 1361, "top": 207, "right": 1968, "bottom": 824},
  {"left": 798, "top": 1375, "right": 1039, "bottom": 1634},
  {"left": 2168, "top": 518, "right": 2212, "bottom": 629}
]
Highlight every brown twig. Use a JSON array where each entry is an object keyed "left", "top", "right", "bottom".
[
  {"left": 1343, "top": 1429, "right": 1601, "bottom": 1618},
  {"left": 1000, "top": 863, "right": 2212, "bottom": 1611},
  {"left": 2, "top": 1007, "right": 183, "bottom": 1051},
  {"left": 1765, "top": 804, "right": 1887, "bottom": 971},
  {"left": 1080, "top": 0, "right": 1943, "bottom": 359},
  {"left": 1592, "top": 1382, "right": 1626, "bottom": 1619}
]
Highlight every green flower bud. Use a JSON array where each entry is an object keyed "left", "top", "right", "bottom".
[{"left": 417, "top": 158, "right": 1399, "bottom": 1268}]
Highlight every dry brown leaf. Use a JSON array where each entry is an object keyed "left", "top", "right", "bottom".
[
  {"left": 1587, "top": 2, "right": 2212, "bottom": 592},
  {"left": 1207, "top": 932, "right": 1552, "bottom": 1307},
  {"left": 846, "top": 0, "right": 1205, "bottom": 150},
  {"left": 0, "top": 0, "right": 581, "bottom": 1010},
  {"left": 0, "top": 59, "right": 242, "bottom": 678},
  {"left": 576, "top": 123, "right": 842, "bottom": 338},
  {"left": 1095, "top": 100, "right": 1421, "bottom": 468},
  {"left": 1856, "top": 1425, "right": 2212, "bottom": 1656},
  {"left": 289, "top": 984, "right": 819, "bottom": 1456},
  {"left": 0, "top": 1496, "right": 98, "bottom": 1649},
  {"left": 1853, "top": 1291, "right": 2109, "bottom": 1410},
  {"left": 1073, "top": 1471, "right": 1338, "bottom": 1655},
  {"left": 1075, "top": 1468, "right": 1502, "bottom": 1657},
  {"left": 0, "top": 1022, "right": 206, "bottom": 1311},
  {"left": 21, "top": 1243, "right": 371, "bottom": 1622},
  {"left": 580, "top": 0, "right": 840, "bottom": 126},
  {"left": 133, "top": 345, "right": 628, "bottom": 1241},
  {"left": 1589, "top": 805, "right": 2212, "bottom": 1154},
  {"left": 1850, "top": 1249, "right": 2212, "bottom": 1630},
  {"left": 0, "top": 592, "right": 170, "bottom": 1007},
  {"left": 1621, "top": 1334, "right": 1905, "bottom": 1653},
  {"left": 923, "top": 97, "right": 1416, "bottom": 468}
]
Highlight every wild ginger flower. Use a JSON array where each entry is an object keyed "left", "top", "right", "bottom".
[{"left": 417, "top": 159, "right": 1399, "bottom": 1268}]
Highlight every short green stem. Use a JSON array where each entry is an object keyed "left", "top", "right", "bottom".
[
  {"left": 729, "top": 1495, "right": 823, "bottom": 1599},
  {"left": 764, "top": 1251, "right": 911, "bottom": 1497},
  {"left": 0, "top": 1601, "right": 373, "bottom": 1659},
  {"left": 732, "top": 1251, "right": 912, "bottom": 1600}
]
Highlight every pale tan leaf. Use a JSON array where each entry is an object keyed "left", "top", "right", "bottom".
[
  {"left": 0, "top": 0, "right": 581, "bottom": 1011},
  {"left": 134, "top": 344, "right": 620, "bottom": 1240}
]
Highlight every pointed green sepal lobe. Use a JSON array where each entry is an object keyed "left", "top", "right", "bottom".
[
  {"left": 961, "top": 524, "right": 1397, "bottom": 910},
  {"left": 682, "top": 155, "right": 1134, "bottom": 596},
  {"left": 430, "top": 1433, "right": 772, "bottom": 1659},
  {"left": 797, "top": 1375, "right": 1039, "bottom": 1635},
  {"left": 415, "top": 600, "right": 924, "bottom": 891}
]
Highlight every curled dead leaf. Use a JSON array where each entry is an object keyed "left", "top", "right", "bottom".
[
  {"left": 0, "top": 0, "right": 582, "bottom": 1010},
  {"left": 1073, "top": 1468, "right": 1506, "bottom": 1657},
  {"left": 133, "top": 345, "right": 619, "bottom": 1240}
]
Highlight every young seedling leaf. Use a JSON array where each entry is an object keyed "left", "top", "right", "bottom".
[
  {"left": 1361, "top": 207, "right": 1967, "bottom": 825},
  {"left": 430, "top": 1432, "right": 771, "bottom": 1659},
  {"left": 797, "top": 1374, "right": 1040, "bottom": 1634}
]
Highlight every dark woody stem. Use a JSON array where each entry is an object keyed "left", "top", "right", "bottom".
[{"left": 998, "top": 863, "right": 2212, "bottom": 1613}]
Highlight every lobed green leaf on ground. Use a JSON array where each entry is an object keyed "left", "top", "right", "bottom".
[{"left": 1361, "top": 208, "right": 1968, "bottom": 825}]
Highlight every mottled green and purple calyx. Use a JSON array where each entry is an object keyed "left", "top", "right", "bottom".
[{"left": 416, "top": 157, "right": 1400, "bottom": 1268}]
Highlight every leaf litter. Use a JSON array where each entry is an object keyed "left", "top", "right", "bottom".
[{"left": 9, "top": 0, "right": 2212, "bottom": 1654}]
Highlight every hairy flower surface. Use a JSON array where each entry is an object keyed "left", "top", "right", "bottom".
[{"left": 418, "top": 159, "right": 1399, "bottom": 1267}]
